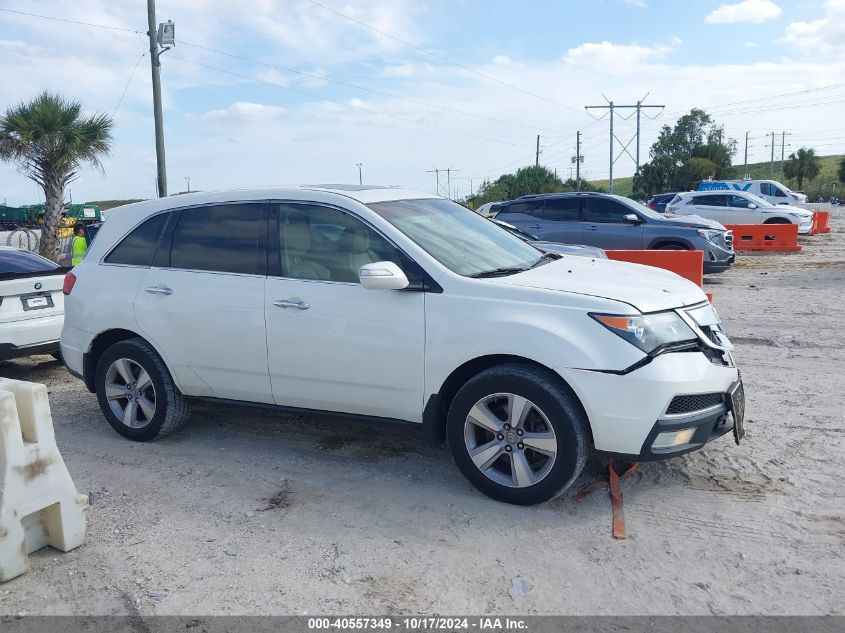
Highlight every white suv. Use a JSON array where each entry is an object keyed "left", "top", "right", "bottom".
[
  {"left": 666, "top": 190, "right": 814, "bottom": 234},
  {"left": 61, "top": 186, "right": 744, "bottom": 505}
]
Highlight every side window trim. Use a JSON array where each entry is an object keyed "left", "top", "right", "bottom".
[{"left": 267, "top": 199, "right": 441, "bottom": 292}]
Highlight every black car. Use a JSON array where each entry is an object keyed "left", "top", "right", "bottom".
[{"left": 647, "top": 192, "right": 679, "bottom": 213}]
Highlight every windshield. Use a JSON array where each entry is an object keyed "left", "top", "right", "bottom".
[
  {"left": 368, "top": 198, "right": 543, "bottom": 277},
  {"left": 0, "top": 249, "right": 59, "bottom": 273}
]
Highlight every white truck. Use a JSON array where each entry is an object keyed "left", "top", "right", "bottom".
[{"left": 697, "top": 179, "right": 807, "bottom": 206}]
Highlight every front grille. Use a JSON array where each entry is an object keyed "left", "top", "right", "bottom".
[{"left": 666, "top": 393, "right": 724, "bottom": 416}]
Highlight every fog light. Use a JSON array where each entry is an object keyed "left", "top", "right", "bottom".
[{"left": 652, "top": 428, "right": 696, "bottom": 450}]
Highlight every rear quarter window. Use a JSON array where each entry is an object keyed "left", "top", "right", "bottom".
[{"left": 105, "top": 212, "right": 170, "bottom": 267}]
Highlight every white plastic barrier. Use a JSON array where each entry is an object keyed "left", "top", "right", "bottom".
[{"left": 0, "top": 378, "right": 88, "bottom": 582}]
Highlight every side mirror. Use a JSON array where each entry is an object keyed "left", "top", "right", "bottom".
[
  {"left": 747, "top": 203, "right": 757, "bottom": 209},
  {"left": 359, "top": 261, "right": 410, "bottom": 290},
  {"left": 622, "top": 213, "right": 641, "bottom": 224}
]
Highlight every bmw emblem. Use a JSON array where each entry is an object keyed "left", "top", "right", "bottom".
[{"left": 34, "top": 282, "right": 42, "bottom": 290}]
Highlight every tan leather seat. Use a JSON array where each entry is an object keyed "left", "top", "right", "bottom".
[
  {"left": 336, "top": 226, "right": 380, "bottom": 282},
  {"left": 281, "top": 220, "right": 331, "bottom": 280}
]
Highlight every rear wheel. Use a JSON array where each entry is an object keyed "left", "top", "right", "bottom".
[
  {"left": 95, "top": 338, "right": 190, "bottom": 441},
  {"left": 446, "top": 363, "right": 589, "bottom": 505},
  {"left": 763, "top": 218, "right": 790, "bottom": 224}
]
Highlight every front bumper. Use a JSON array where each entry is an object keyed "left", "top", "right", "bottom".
[
  {"left": 559, "top": 351, "right": 739, "bottom": 457},
  {"left": 798, "top": 220, "right": 814, "bottom": 235}
]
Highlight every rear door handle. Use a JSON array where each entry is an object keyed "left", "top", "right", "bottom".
[
  {"left": 273, "top": 298, "right": 310, "bottom": 310},
  {"left": 144, "top": 286, "right": 172, "bottom": 296}
]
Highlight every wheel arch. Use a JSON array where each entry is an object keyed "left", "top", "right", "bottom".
[
  {"left": 422, "top": 354, "right": 591, "bottom": 448},
  {"left": 763, "top": 216, "right": 792, "bottom": 224},
  {"left": 646, "top": 237, "right": 693, "bottom": 250},
  {"left": 83, "top": 328, "right": 168, "bottom": 393}
]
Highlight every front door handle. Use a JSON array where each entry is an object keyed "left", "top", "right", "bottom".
[
  {"left": 145, "top": 286, "right": 173, "bottom": 296},
  {"left": 273, "top": 298, "right": 310, "bottom": 310},
  {"left": 585, "top": 225, "right": 598, "bottom": 231},
  {"left": 528, "top": 224, "right": 542, "bottom": 229}
]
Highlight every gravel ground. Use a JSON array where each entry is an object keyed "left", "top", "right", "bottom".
[{"left": 0, "top": 214, "right": 843, "bottom": 616}]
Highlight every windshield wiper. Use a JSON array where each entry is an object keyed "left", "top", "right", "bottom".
[
  {"left": 469, "top": 266, "right": 529, "bottom": 278},
  {"left": 529, "top": 252, "right": 561, "bottom": 269}
]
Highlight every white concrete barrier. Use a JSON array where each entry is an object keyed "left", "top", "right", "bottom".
[{"left": 0, "top": 378, "right": 88, "bottom": 582}]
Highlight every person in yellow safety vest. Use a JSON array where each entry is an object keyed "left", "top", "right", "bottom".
[{"left": 71, "top": 224, "right": 88, "bottom": 266}]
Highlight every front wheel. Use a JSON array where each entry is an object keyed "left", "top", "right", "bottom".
[
  {"left": 446, "top": 363, "right": 589, "bottom": 505},
  {"left": 94, "top": 338, "right": 190, "bottom": 441}
]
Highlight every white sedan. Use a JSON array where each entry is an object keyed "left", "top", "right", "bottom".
[{"left": 0, "top": 246, "right": 65, "bottom": 360}]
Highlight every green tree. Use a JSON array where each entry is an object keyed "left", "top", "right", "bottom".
[
  {"left": 783, "top": 147, "right": 821, "bottom": 191},
  {"left": 837, "top": 157, "right": 845, "bottom": 184},
  {"left": 632, "top": 109, "right": 736, "bottom": 199},
  {"left": 0, "top": 92, "right": 113, "bottom": 259},
  {"left": 473, "top": 165, "right": 569, "bottom": 206}
]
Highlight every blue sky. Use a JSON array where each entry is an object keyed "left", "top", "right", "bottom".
[{"left": 1, "top": 0, "right": 843, "bottom": 204}]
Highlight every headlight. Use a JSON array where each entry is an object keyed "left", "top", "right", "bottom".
[
  {"left": 696, "top": 229, "right": 723, "bottom": 243},
  {"left": 590, "top": 311, "right": 697, "bottom": 353}
]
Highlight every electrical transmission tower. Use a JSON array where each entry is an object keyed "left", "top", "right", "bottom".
[
  {"left": 584, "top": 94, "right": 664, "bottom": 193},
  {"left": 426, "top": 168, "right": 460, "bottom": 199}
]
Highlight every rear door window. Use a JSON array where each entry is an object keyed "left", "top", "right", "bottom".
[
  {"left": 168, "top": 204, "right": 264, "bottom": 275},
  {"left": 542, "top": 198, "right": 580, "bottom": 221},
  {"left": 693, "top": 194, "right": 727, "bottom": 207},
  {"left": 502, "top": 200, "right": 542, "bottom": 216},
  {"left": 105, "top": 213, "right": 169, "bottom": 267}
]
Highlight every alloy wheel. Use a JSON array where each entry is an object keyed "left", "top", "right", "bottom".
[
  {"left": 463, "top": 392, "right": 557, "bottom": 488},
  {"left": 104, "top": 358, "right": 157, "bottom": 429}
]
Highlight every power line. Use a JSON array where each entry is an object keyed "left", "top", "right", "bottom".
[
  {"left": 112, "top": 50, "right": 147, "bottom": 116},
  {"left": 304, "top": 0, "right": 580, "bottom": 113},
  {"left": 0, "top": 7, "right": 142, "bottom": 34},
  {"left": 179, "top": 40, "right": 569, "bottom": 135},
  {"left": 168, "top": 54, "right": 531, "bottom": 149}
]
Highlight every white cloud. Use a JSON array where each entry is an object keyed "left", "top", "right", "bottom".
[
  {"left": 706, "top": 0, "right": 782, "bottom": 24},
  {"left": 745, "top": 41, "right": 759, "bottom": 48},
  {"left": 624, "top": 0, "right": 648, "bottom": 7},
  {"left": 200, "top": 102, "right": 286, "bottom": 123},
  {"left": 492, "top": 55, "right": 511, "bottom": 65},
  {"left": 779, "top": 0, "right": 845, "bottom": 56},
  {"left": 563, "top": 41, "right": 674, "bottom": 69}
]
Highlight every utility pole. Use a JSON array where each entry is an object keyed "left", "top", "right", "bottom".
[
  {"left": 780, "top": 131, "right": 791, "bottom": 177},
  {"left": 146, "top": 1, "right": 173, "bottom": 198},
  {"left": 535, "top": 134, "right": 540, "bottom": 167},
  {"left": 766, "top": 131, "right": 777, "bottom": 179},
  {"left": 572, "top": 131, "right": 583, "bottom": 191},
  {"left": 356, "top": 162, "right": 363, "bottom": 186},
  {"left": 426, "top": 169, "right": 440, "bottom": 195},
  {"left": 744, "top": 131, "right": 750, "bottom": 179},
  {"left": 586, "top": 95, "right": 663, "bottom": 194},
  {"left": 184, "top": 176, "right": 190, "bottom": 193}
]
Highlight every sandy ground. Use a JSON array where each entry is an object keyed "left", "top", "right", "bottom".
[{"left": 0, "top": 214, "right": 843, "bottom": 616}]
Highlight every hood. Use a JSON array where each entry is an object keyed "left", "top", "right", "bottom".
[
  {"left": 767, "top": 204, "right": 812, "bottom": 217},
  {"left": 531, "top": 241, "right": 608, "bottom": 259},
  {"left": 663, "top": 213, "right": 726, "bottom": 230},
  {"left": 486, "top": 257, "right": 707, "bottom": 313}
]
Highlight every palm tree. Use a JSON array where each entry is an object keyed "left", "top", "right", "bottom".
[
  {"left": 0, "top": 92, "right": 113, "bottom": 260},
  {"left": 783, "top": 147, "right": 821, "bottom": 192}
]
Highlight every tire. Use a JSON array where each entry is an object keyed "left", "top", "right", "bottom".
[
  {"left": 656, "top": 243, "right": 688, "bottom": 250},
  {"left": 763, "top": 218, "right": 790, "bottom": 224},
  {"left": 446, "top": 363, "right": 589, "bottom": 505},
  {"left": 50, "top": 351, "right": 63, "bottom": 361},
  {"left": 94, "top": 338, "right": 190, "bottom": 441}
]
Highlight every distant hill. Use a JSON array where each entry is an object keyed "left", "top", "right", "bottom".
[{"left": 593, "top": 153, "right": 844, "bottom": 199}]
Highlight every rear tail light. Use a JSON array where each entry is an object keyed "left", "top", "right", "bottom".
[
  {"left": 62, "top": 271, "right": 77, "bottom": 295},
  {"left": 648, "top": 203, "right": 657, "bottom": 210}
]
